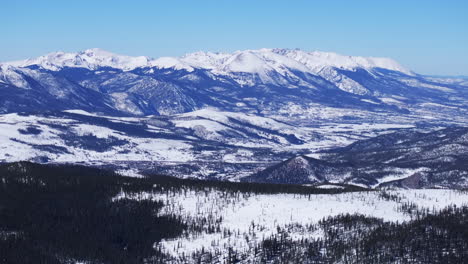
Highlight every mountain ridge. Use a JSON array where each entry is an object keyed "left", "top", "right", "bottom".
[
  {"left": 1, "top": 48, "right": 466, "bottom": 118},
  {"left": 2, "top": 48, "right": 412, "bottom": 75}
]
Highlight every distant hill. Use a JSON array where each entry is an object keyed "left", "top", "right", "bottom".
[{"left": 244, "top": 127, "right": 468, "bottom": 188}]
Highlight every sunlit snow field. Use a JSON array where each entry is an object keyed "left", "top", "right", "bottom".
[{"left": 113, "top": 188, "right": 468, "bottom": 258}]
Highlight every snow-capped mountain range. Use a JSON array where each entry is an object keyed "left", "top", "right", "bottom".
[
  {"left": 5, "top": 48, "right": 412, "bottom": 75},
  {"left": 1, "top": 48, "right": 466, "bottom": 116},
  {"left": 1, "top": 48, "right": 468, "bottom": 186}
]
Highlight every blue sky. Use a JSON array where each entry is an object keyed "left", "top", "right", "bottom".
[{"left": 2, "top": 0, "right": 467, "bottom": 75}]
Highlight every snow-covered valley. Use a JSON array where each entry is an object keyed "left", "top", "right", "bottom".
[{"left": 0, "top": 108, "right": 444, "bottom": 182}]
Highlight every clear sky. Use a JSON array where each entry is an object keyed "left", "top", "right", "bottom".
[{"left": 2, "top": 0, "right": 467, "bottom": 75}]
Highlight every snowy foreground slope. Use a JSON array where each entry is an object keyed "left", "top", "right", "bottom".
[
  {"left": 114, "top": 186, "right": 468, "bottom": 262},
  {"left": 3, "top": 162, "right": 468, "bottom": 263}
]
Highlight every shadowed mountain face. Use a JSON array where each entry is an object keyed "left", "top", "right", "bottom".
[{"left": 244, "top": 127, "right": 468, "bottom": 188}]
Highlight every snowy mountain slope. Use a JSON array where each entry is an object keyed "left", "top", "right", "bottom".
[
  {"left": 1, "top": 48, "right": 467, "bottom": 119},
  {"left": 0, "top": 65, "right": 120, "bottom": 114},
  {"left": 245, "top": 127, "right": 468, "bottom": 188},
  {"left": 6, "top": 48, "right": 151, "bottom": 71},
  {"left": 276, "top": 49, "right": 412, "bottom": 74}
]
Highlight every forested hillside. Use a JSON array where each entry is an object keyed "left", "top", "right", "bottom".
[{"left": 1, "top": 162, "right": 468, "bottom": 263}]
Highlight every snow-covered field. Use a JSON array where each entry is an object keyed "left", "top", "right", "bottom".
[
  {"left": 0, "top": 113, "right": 195, "bottom": 164},
  {"left": 113, "top": 188, "right": 468, "bottom": 259},
  {"left": 0, "top": 109, "right": 428, "bottom": 180}
]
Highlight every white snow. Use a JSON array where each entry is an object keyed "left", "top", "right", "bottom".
[
  {"left": 0, "top": 107, "right": 463, "bottom": 180},
  {"left": 113, "top": 188, "right": 468, "bottom": 258},
  {"left": 115, "top": 168, "right": 145, "bottom": 178},
  {"left": 63, "top": 109, "right": 99, "bottom": 116},
  {"left": 0, "top": 112, "right": 195, "bottom": 164},
  {"left": 278, "top": 49, "right": 413, "bottom": 75},
  {"left": 0, "top": 65, "right": 31, "bottom": 89},
  {"left": 2, "top": 48, "right": 413, "bottom": 77},
  {"left": 373, "top": 168, "right": 428, "bottom": 187},
  {"left": 361, "top": 99, "right": 380, "bottom": 104},
  {"left": 175, "top": 48, "right": 413, "bottom": 76},
  {"left": 398, "top": 78, "right": 453, "bottom": 92},
  {"left": 5, "top": 48, "right": 150, "bottom": 71},
  {"left": 179, "top": 108, "right": 293, "bottom": 132},
  {"left": 150, "top": 57, "right": 194, "bottom": 72},
  {"left": 315, "top": 184, "right": 345, "bottom": 189}
]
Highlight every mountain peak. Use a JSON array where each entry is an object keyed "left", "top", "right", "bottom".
[
  {"left": 273, "top": 49, "right": 412, "bottom": 75},
  {"left": 2, "top": 48, "right": 412, "bottom": 75},
  {"left": 5, "top": 48, "right": 150, "bottom": 71},
  {"left": 80, "top": 48, "right": 116, "bottom": 57},
  {"left": 175, "top": 49, "right": 413, "bottom": 77}
]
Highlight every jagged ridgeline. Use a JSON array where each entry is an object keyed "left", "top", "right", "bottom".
[
  {"left": 1, "top": 162, "right": 468, "bottom": 263},
  {"left": 1, "top": 48, "right": 467, "bottom": 119}
]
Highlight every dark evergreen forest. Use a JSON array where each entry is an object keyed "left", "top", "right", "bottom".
[{"left": 0, "top": 162, "right": 467, "bottom": 263}]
